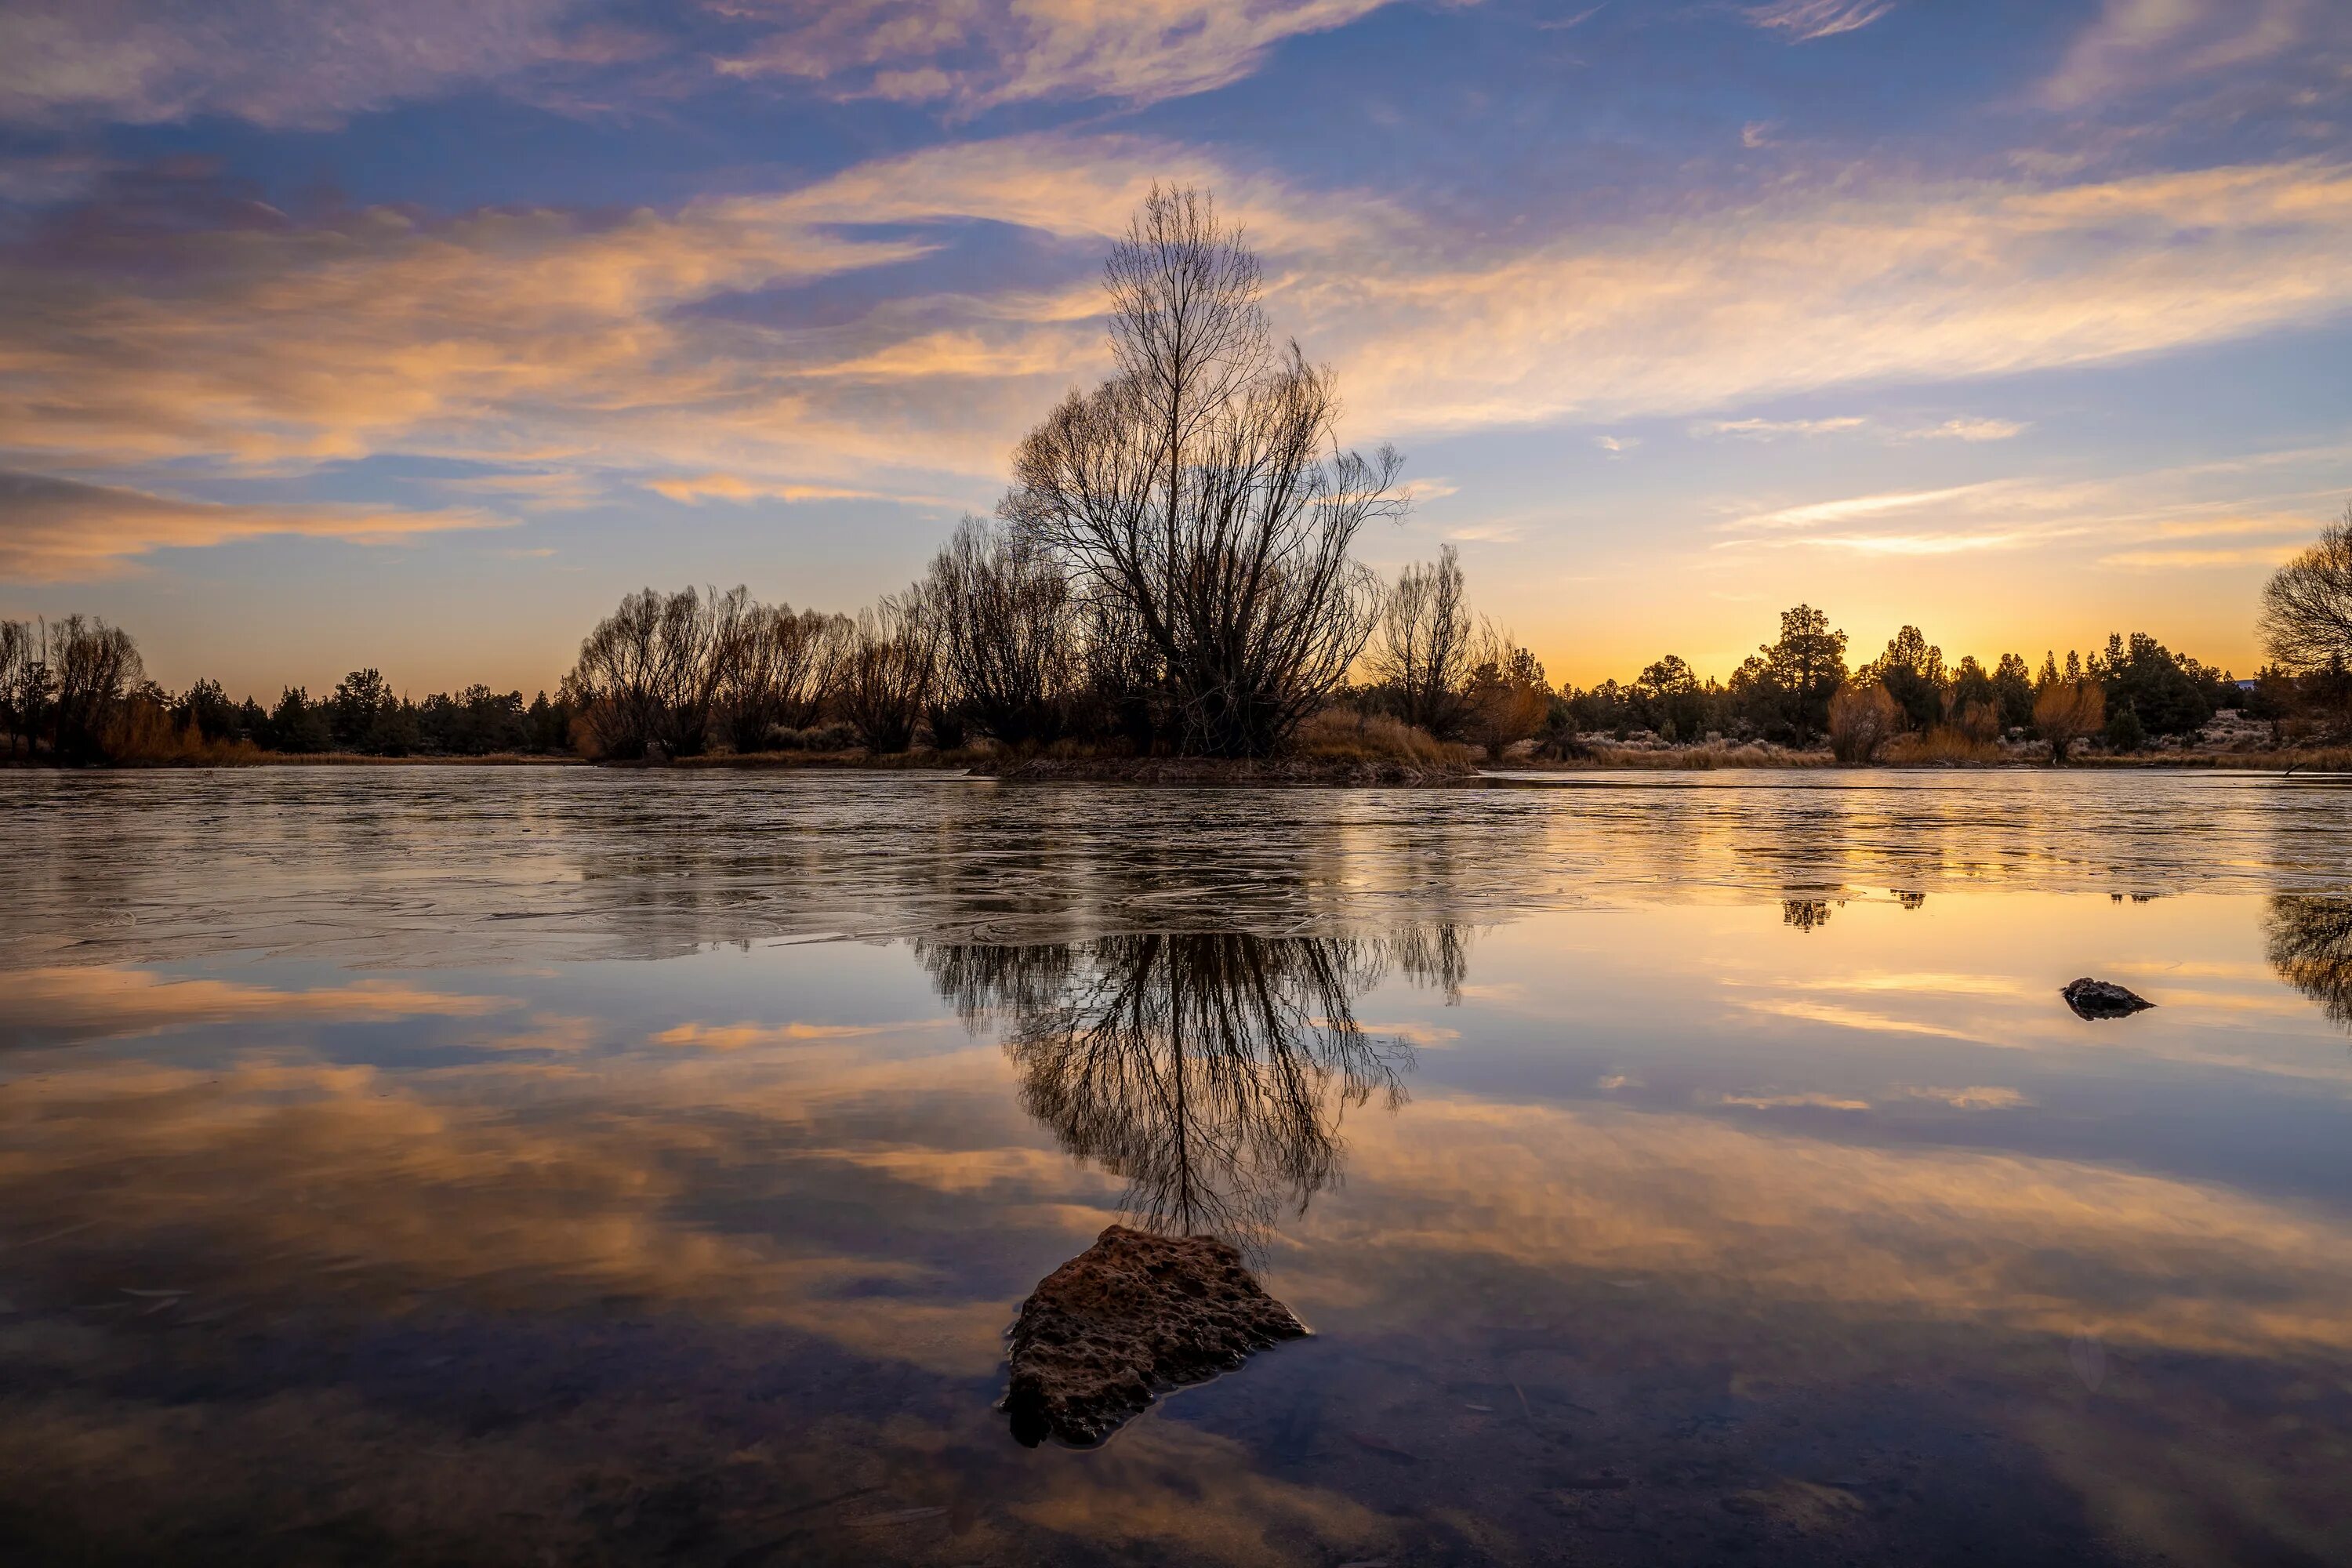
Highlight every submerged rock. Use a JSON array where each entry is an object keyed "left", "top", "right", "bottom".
[
  {"left": 1004, "top": 1225, "right": 1307, "bottom": 1446},
  {"left": 2061, "top": 977, "right": 2155, "bottom": 1020}
]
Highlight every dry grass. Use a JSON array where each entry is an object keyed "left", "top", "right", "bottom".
[
  {"left": 1296, "top": 710, "right": 1475, "bottom": 770},
  {"left": 673, "top": 746, "right": 993, "bottom": 770},
  {"left": 1882, "top": 728, "right": 2005, "bottom": 765},
  {"left": 1515, "top": 739, "right": 1835, "bottom": 770}
]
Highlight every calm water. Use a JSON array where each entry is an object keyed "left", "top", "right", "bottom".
[{"left": 3, "top": 768, "right": 2350, "bottom": 1565}]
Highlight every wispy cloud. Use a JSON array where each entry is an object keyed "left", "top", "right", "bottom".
[
  {"left": 1744, "top": 0, "right": 1895, "bottom": 43},
  {"left": 2041, "top": 0, "right": 2323, "bottom": 110},
  {"left": 712, "top": 0, "right": 1403, "bottom": 112},
  {"left": 1694, "top": 416, "right": 1870, "bottom": 439},
  {"left": 2099, "top": 545, "right": 2304, "bottom": 569},
  {"left": 1693, "top": 414, "right": 2024, "bottom": 442},
  {"left": 1725, "top": 483, "right": 2011, "bottom": 532},
  {"left": 0, "top": 470, "right": 504, "bottom": 579},
  {"left": 653, "top": 1018, "right": 950, "bottom": 1051},
  {"left": 0, "top": 0, "right": 592, "bottom": 128},
  {"left": 1335, "top": 160, "right": 2352, "bottom": 434},
  {"left": 642, "top": 474, "right": 923, "bottom": 506},
  {"left": 1914, "top": 416, "right": 2027, "bottom": 442}
]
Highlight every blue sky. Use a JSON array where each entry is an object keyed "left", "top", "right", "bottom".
[{"left": 2, "top": 0, "right": 2348, "bottom": 696}]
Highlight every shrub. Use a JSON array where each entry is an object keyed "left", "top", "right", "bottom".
[
  {"left": 2033, "top": 679, "right": 2104, "bottom": 764},
  {"left": 1826, "top": 682, "right": 1900, "bottom": 764}
]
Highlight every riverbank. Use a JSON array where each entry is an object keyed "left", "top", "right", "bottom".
[
  {"left": 1504, "top": 745, "right": 2352, "bottom": 772},
  {"left": 970, "top": 753, "right": 1481, "bottom": 786}
]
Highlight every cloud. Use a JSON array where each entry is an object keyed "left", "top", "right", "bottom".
[
  {"left": 0, "top": 470, "right": 504, "bottom": 579},
  {"left": 1744, "top": 1, "right": 1895, "bottom": 43},
  {"left": 2099, "top": 545, "right": 2304, "bottom": 569},
  {"left": 653, "top": 1018, "right": 951, "bottom": 1050},
  {"left": 0, "top": 0, "right": 593, "bottom": 128},
  {"left": 1725, "top": 483, "right": 2011, "bottom": 533},
  {"left": 6, "top": 141, "right": 2352, "bottom": 581},
  {"left": 1913, "top": 416, "right": 2027, "bottom": 441},
  {"left": 641, "top": 474, "right": 920, "bottom": 506},
  {"left": 1740, "top": 121, "right": 1777, "bottom": 149},
  {"left": 0, "top": 136, "right": 1378, "bottom": 509},
  {"left": 1891, "top": 1085, "right": 2031, "bottom": 1109},
  {"left": 3, "top": 966, "right": 510, "bottom": 1047},
  {"left": 1331, "top": 160, "right": 2352, "bottom": 434},
  {"left": 1693, "top": 415, "right": 2023, "bottom": 442},
  {"left": 1694, "top": 416, "right": 1871, "bottom": 439},
  {"left": 2041, "top": 0, "right": 2321, "bottom": 111},
  {"left": 710, "top": 0, "right": 1402, "bottom": 111}
]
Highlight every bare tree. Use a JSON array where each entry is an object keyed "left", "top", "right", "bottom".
[
  {"left": 2260, "top": 502, "right": 2352, "bottom": 673},
  {"left": 1003, "top": 186, "right": 1403, "bottom": 757},
  {"left": 924, "top": 516, "right": 1081, "bottom": 746},
  {"left": 0, "top": 619, "right": 38, "bottom": 756},
  {"left": 838, "top": 590, "right": 935, "bottom": 754},
  {"left": 563, "top": 586, "right": 736, "bottom": 759},
  {"left": 717, "top": 601, "right": 851, "bottom": 752},
  {"left": 1366, "top": 545, "right": 1483, "bottom": 738},
  {"left": 38, "top": 615, "right": 143, "bottom": 762}
]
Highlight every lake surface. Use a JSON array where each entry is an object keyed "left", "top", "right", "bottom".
[{"left": 4, "top": 768, "right": 2350, "bottom": 1566}]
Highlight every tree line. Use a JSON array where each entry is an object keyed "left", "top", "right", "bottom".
[{"left": 0, "top": 617, "right": 573, "bottom": 763}]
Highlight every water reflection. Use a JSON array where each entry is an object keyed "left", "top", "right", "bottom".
[
  {"left": 1781, "top": 897, "right": 1837, "bottom": 932},
  {"left": 924, "top": 934, "right": 1421, "bottom": 1248},
  {"left": 2266, "top": 895, "right": 2352, "bottom": 1031},
  {"left": 13, "top": 769, "right": 2352, "bottom": 968}
]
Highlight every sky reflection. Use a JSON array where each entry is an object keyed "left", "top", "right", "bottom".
[{"left": 3, "top": 775, "right": 2351, "bottom": 1562}]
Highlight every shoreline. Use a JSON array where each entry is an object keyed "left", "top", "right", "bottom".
[{"left": 7, "top": 748, "right": 2348, "bottom": 778}]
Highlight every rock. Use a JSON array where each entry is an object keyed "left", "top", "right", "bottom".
[
  {"left": 1004, "top": 1225, "right": 1307, "bottom": 1446},
  {"left": 2061, "top": 978, "right": 2155, "bottom": 1020}
]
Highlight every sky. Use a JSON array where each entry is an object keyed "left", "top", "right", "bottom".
[{"left": 2, "top": 0, "right": 2349, "bottom": 700}]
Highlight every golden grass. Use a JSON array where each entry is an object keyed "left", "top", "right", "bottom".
[
  {"left": 1882, "top": 728, "right": 2005, "bottom": 765},
  {"left": 1296, "top": 710, "right": 1475, "bottom": 770}
]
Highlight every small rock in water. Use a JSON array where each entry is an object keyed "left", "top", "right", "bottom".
[
  {"left": 1004, "top": 1225, "right": 1307, "bottom": 1446},
  {"left": 2060, "top": 977, "right": 2156, "bottom": 1020}
]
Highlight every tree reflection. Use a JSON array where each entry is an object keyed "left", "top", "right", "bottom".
[
  {"left": 1782, "top": 898, "right": 1837, "bottom": 932},
  {"left": 921, "top": 932, "right": 1426, "bottom": 1247},
  {"left": 2265, "top": 895, "right": 2352, "bottom": 1031}
]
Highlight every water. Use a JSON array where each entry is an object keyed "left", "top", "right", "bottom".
[{"left": 3, "top": 768, "right": 2350, "bottom": 1565}]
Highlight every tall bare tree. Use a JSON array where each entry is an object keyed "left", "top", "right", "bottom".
[
  {"left": 717, "top": 601, "right": 851, "bottom": 751},
  {"left": 46, "top": 615, "right": 143, "bottom": 763},
  {"left": 838, "top": 590, "right": 935, "bottom": 754},
  {"left": 1003, "top": 186, "right": 1404, "bottom": 757},
  {"left": 1366, "top": 545, "right": 1483, "bottom": 738},
  {"left": 923, "top": 516, "right": 1080, "bottom": 746},
  {"left": 2259, "top": 502, "right": 2352, "bottom": 673},
  {"left": 563, "top": 586, "right": 738, "bottom": 759}
]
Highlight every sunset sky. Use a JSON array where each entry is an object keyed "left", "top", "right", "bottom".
[{"left": 3, "top": 0, "right": 2349, "bottom": 699}]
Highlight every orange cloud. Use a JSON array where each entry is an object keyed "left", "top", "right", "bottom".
[
  {"left": 4, "top": 966, "right": 512, "bottom": 1045},
  {"left": 0, "top": 470, "right": 504, "bottom": 579}
]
